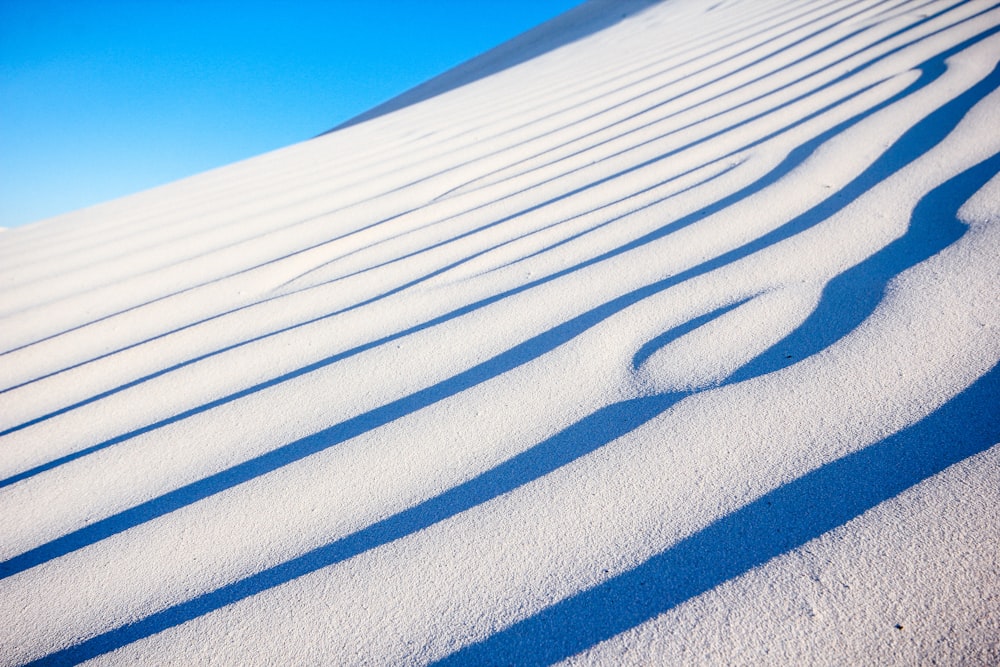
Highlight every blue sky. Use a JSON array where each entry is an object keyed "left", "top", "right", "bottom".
[{"left": 0, "top": 1, "right": 582, "bottom": 228}]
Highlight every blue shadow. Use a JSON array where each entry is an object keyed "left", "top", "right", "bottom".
[
  {"left": 437, "top": 361, "right": 1000, "bottom": 665},
  {"left": 4, "top": 27, "right": 997, "bottom": 588},
  {"left": 5, "top": 7, "right": 992, "bottom": 449},
  {"left": 731, "top": 150, "right": 1000, "bottom": 382},
  {"left": 28, "top": 103, "right": 1000, "bottom": 667}
]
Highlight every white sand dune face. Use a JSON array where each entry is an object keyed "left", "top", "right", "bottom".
[{"left": 1, "top": 0, "right": 998, "bottom": 663}]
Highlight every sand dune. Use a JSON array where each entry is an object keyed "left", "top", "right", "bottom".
[{"left": 1, "top": 0, "right": 998, "bottom": 664}]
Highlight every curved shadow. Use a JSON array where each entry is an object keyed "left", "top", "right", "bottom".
[
  {"left": 423, "top": 0, "right": 890, "bottom": 202},
  {"left": 4, "top": 27, "right": 997, "bottom": 588},
  {"left": 0, "top": 0, "right": 874, "bottom": 408},
  {"left": 0, "top": 0, "right": 963, "bottom": 375},
  {"left": 31, "top": 398, "right": 684, "bottom": 666},
  {"left": 28, "top": 114, "right": 1000, "bottom": 665},
  {"left": 437, "top": 81, "right": 1000, "bottom": 667},
  {"left": 0, "top": 0, "right": 918, "bottom": 399},
  {"left": 5, "top": 5, "right": 988, "bottom": 449},
  {"left": 731, "top": 149, "right": 1000, "bottom": 382},
  {"left": 438, "top": 361, "right": 1000, "bottom": 666},
  {"left": 436, "top": 0, "right": 930, "bottom": 200}
]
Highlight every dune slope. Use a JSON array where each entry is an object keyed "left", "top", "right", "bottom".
[{"left": 1, "top": 0, "right": 998, "bottom": 664}]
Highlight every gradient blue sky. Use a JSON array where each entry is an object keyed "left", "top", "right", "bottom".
[{"left": 0, "top": 1, "right": 582, "bottom": 228}]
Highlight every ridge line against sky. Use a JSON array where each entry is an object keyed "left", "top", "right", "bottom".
[{"left": 1, "top": 1, "right": 585, "bottom": 229}]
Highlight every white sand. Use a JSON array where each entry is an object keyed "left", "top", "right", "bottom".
[{"left": 1, "top": 0, "right": 997, "bottom": 664}]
